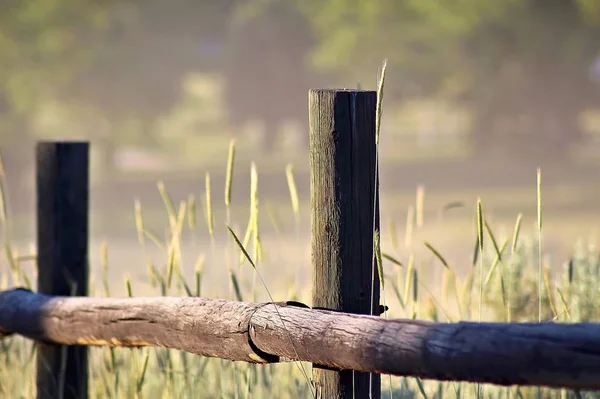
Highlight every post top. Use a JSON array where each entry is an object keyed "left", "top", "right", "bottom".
[{"left": 309, "top": 88, "right": 377, "bottom": 94}]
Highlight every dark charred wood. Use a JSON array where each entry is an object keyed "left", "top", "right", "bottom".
[
  {"left": 309, "top": 88, "right": 381, "bottom": 398},
  {"left": 36, "top": 142, "right": 90, "bottom": 399}
]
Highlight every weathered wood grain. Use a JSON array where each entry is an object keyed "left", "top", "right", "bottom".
[
  {"left": 309, "top": 88, "right": 381, "bottom": 398},
  {"left": 0, "top": 288, "right": 273, "bottom": 363},
  {"left": 250, "top": 303, "right": 600, "bottom": 390},
  {"left": 2, "top": 288, "right": 600, "bottom": 390}
]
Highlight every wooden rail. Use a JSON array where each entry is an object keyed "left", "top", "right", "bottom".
[{"left": 1, "top": 288, "right": 600, "bottom": 391}]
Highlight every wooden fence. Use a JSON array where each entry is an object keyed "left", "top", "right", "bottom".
[{"left": 0, "top": 90, "right": 599, "bottom": 399}]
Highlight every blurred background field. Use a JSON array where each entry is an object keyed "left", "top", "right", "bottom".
[{"left": 1, "top": 0, "right": 600, "bottom": 397}]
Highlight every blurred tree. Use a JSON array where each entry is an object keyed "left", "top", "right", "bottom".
[
  {"left": 0, "top": 0, "right": 111, "bottom": 177},
  {"left": 0, "top": 0, "right": 237, "bottom": 176},
  {"left": 463, "top": 0, "right": 600, "bottom": 160},
  {"left": 222, "top": 0, "right": 323, "bottom": 152},
  {"left": 54, "top": 0, "right": 236, "bottom": 172},
  {"left": 295, "top": 0, "right": 600, "bottom": 161}
]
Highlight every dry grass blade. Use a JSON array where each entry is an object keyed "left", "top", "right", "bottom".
[
  {"left": 536, "top": 167, "right": 543, "bottom": 325},
  {"left": 0, "top": 151, "right": 4, "bottom": 181},
  {"left": 416, "top": 185, "right": 425, "bottom": 229},
  {"left": 472, "top": 235, "right": 480, "bottom": 267},
  {"left": 239, "top": 218, "right": 254, "bottom": 266},
  {"left": 0, "top": 151, "right": 9, "bottom": 226},
  {"left": 442, "top": 268, "right": 455, "bottom": 301},
  {"left": 405, "top": 205, "right": 415, "bottom": 248},
  {"left": 4, "top": 243, "right": 19, "bottom": 285},
  {"left": 100, "top": 241, "right": 110, "bottom": 297},
  {"left": 0, "top": 182, "right": 6, "bottom": 226},
  {"left": 416, "top": 377, "right": 429, "bottom": 399},
  {"left": 387, "top": 272, "right": 406, "bottom": 309},
  {"left": 374, "top": 231, "right": 384, "bottom": 289},
  {"left": 455, "top": 272, "right": 470, "bottom": 319},
  {"left": 147, "top": 260, "right": 158, "bottom": 288},
  {"left": 239, "top": 163, "right": 261, "bottom": 266},
  {"left": 484, "top": 238, "right": 508, "bottom": 286},
  {"left": 476, "top": 197, "right": 484, "bottom": 328},
  {"left": 124, "top": 274, "right": 133, "bottom": 297},
  {"left": 543, "top": 267, "right": 558, "bottom": 319},
  {"left": 388, "top": 219, "right": 398, "bottom": 250},
  {"left": 442, "top": 201, "right": 465, "bottom": 212},
  {"left": 205, "top": 172, "right": 214, "bottom": 238},
  {"left": 250, "top": 163, "right": 262, "bottom": 262},
  {"left": 375, "top": 58, "right": 387, "bottom": 145},
  {"left": 484, "top": 219, "right": 503, "bottom": 263},
  {"left": 134, "top": 198, "right": 145, "bottom": 246},
  {"left": 166, "top": 245, "right": 176, "bottom": 289},
  {"left": 555, "top": 287, "right": 571, "bottom": 321},
  {"left": 253, "top": 228, "right": 263, "bottom": 268},
  {"left": 498, "top": 271, "right": 508, "bottom": 317},
  {"left": 404, "top": 255, "right": 415, "bottom": 308},
  {"left": 225, "top": 139, "right": 236, "bottom": 208},
  {"left": 383, "top": 253, "right": 403, "bottom": 267},
  {"left": 166, "top": 200, "right": 187, "bottom": 285},
  {"left": 250, "top": 163, "right": 258, "bottom": 214},
  {"left": 285, "top": 164, "right": 300, "bottom": 222},
  {"left": 187, "top": 194, "right": 197, "bottom": 231},
  {"left": 227, "top": 225, "right": 257, "bottom": 270},
  {"left": 412, "top": 268, "right": 419, "bottom": 315},
  {"left": 511, "top": 213, "right": 523, "bottom": 254},
  {"left": 180, "top": 276, "right": 193, "bottom": 297},
  {"left": 15, "top": 254, "right": 36, "bottom": 263},
  {"left": 229, "top": 269, "right": 244, "bottom": 302},
  {"left": 157, "top": 181, "right": 177, "bottom": 230},
  {"left": 135, "top": 351, "right": 150, "bottom": 395},
  {"left": 194, "top": 255, "right": 205, "bottom": 297},
  {"left": 142, "top": 229, "right": 165, "bottom": 250},
  {"left": 225, "top": 224, "right": 313, "bottom": 395},
  {"left": 265, "top": 202, "right": 283, "bottom": 236},
  {"left": 424, "top": 241, "right": 449, "bottom": 269},
  {"left": 537, "top": 168, "right": 543, "bottom": 231},
  {"left": 508, "top": 212, "right": 523, "bottom": 324},
  {"left": 476, "top": 198, "right": 484, "bottom": 253},
  {"left": 21, "top": 272, "right": 32, "bottom": 290}
]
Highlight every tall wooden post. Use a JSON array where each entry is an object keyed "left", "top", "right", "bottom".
[
  {"left": 309, "top": 89, "right": 381, "bottom": 398},
  {"left": 36, "top": 142, "right": 90, "bottom": 399}
]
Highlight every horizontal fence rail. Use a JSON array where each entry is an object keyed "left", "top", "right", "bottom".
[{"left": 1, "top": 288, "right": 600, "bottom": 391}]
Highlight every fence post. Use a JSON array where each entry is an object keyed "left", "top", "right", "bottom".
[
  {"left": 36, "top": 142, "right": 90, "bottom": 399},
  {"left": 309, "top": 89, "right": 381, "bottom": 398}
]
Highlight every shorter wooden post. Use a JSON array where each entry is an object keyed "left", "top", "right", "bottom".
[{"left": 36, "top": 142, "right": 90, "bottom": 399}]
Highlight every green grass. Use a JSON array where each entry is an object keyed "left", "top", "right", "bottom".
[{"left": 2, "top": 79, "right": 600, "bottom": 398}]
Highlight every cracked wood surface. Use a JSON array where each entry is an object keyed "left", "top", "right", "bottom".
[
  {"left": 0, "top": 288, "right": 271, "bottom": 363},
  {"left": 1, "top": 288, "right": 600, "bottom": 390}
]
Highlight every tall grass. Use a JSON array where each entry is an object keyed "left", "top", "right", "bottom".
[{"left": 1, "top": 94, "right": 599, "bottom": 398}]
